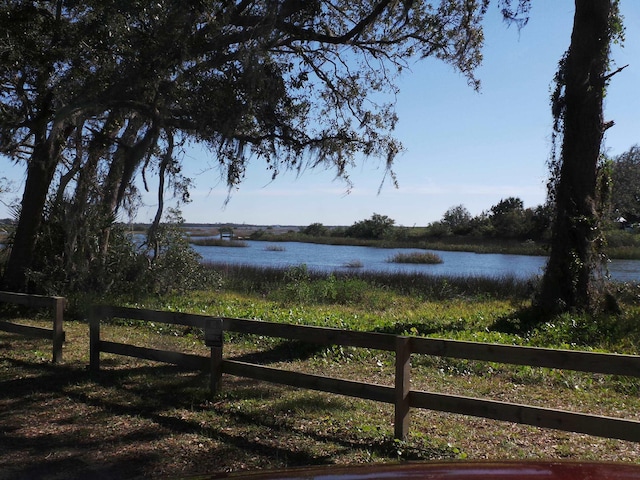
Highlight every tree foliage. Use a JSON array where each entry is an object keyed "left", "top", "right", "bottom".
[
  {"left": 489, "top": 196, "right": 527, "bottom": 238},
  {"left": 302, "top": 222, "right": 329, "bottom": 237},
  {"left": 442, "top": 204, "right": 473, "bottom": 234},
  {"left": 1, "top": 0, "right": 491, "bottom": 292},
  {"left": 611, "top": 145, "right": 640, "bottom": 223},
  {"left": 433, "top": 199, "right": 552, "bottom": 240},
  {"left": 1, "top": 0, "right": 626, "bottom": 315},
  {"left": 346, "top": 213, "right": 395, "bottom": 239}
]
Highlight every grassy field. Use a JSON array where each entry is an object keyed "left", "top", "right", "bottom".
[{"left": 2, "top": 269, "right": 640, "bottom": 478}]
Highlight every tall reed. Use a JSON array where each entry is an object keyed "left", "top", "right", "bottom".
[{"left": 203, "top": 262, "right": 536, "bottom": 301}]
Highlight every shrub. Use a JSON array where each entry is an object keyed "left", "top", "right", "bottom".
[
  {"left": 280, "top": 264, "right": 313, "bottom": 303},
  {"left": 302, "top": 222, "right": 329, "bottom": 237},
  {"left": 311, "top": 275, "right": 368, "bottom": 304},
  {"left": 145, "top": 221, "right": 220, "bottom": 295}
]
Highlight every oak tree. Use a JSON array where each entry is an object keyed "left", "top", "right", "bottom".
[
  {"left": 1, "top": 0, "right": 489, "bottom": 291},
  {"left": 538, "top": 0, "right": 626, "bottom": 313}
]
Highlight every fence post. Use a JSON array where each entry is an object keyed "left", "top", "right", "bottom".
[
  {"left": 89, "top": 307, "right": 101, "bottom": 372},
  {"left": 52, "top": 297, "right": 65, "bottom": 363},
  {"left": 394, "top": 336, "right": 411, "bottom": 440},
  {"left": 205, "top": 317, "right": 224, "bottom": 395}
]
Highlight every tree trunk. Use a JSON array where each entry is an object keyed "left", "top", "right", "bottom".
[
  {"left": 538, "top": 0, "right": 612, "bottom": 313},
  {"left": 2, "top": 139, "right": 63, "bottom": 291},
  {"left": 98, "top": 117, "right": 155, "bottom": 262}
]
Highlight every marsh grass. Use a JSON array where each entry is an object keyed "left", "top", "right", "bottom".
[
  {"left": 249, "top": 232, "right": 552, "bottom": 256},
  {"left": 387, "top": 252, "right": 443, "bottom": 264},
  {"left": 204, "top": 262, "right": 535, "bottom": 302},
  {"left": 191, "top": 238, "right": 248, "bottom": 247},
  {"left": 343, "top": 260, "right": 363, "bottom": 268}
]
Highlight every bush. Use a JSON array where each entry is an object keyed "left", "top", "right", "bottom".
[
  {"left": 312, "top": 275, "right": 368, "bottom": 304},
  {"left": 20, "top": 203, "right": 220, "bottom": 303},
  {"left": 423, "top": 221, "right": 452, "bottom": 238},
  {"left": 279, "top": 264, "right": 313, "bottom": 303},
  {"left": 346, "top": 213, "right": 395, "bottom": 239},
  {"left": 302, "top": 222, "right": 329, "bottom": 237},
  {"left": 145, "top": 221, "right": 220, "bottom": 295}
]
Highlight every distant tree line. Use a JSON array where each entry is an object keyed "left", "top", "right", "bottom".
[
  {"left": 300, "top": 200, "right": 551, "bottom": 243},
  {"left": 298, "top": 145, "right": 640, "bottom": 244},
  {"left": 610, "top": 145, "right": 640, "bottom": 225},
  {"left": 427, "top": 199, "right": 553, "bottom": 241}
]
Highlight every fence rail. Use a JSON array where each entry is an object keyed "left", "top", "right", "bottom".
[
  {"left": 0, "top": 291, "right": 65, "bottom": 363},
  {"left": 89, "top": 305, "right": 640, "bottom": 442}
]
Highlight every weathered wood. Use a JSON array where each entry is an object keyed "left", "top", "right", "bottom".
[
  {"left": 100, "top": 340, "right": 210, "bottom": 371},
  {"left": 0, "top": 292, "right": 65, "bottom": 363},
  {"left": 394, "top": 336, "right": 411, "bottom": 440},
  {"left": 409, "top": 390, "right": 640, "bottom": 442},
  {"left": 411, "top": 337, "right": 640, "bottom": 377},
  {"left": 210, "top": 346, "right": 223, "bottom": 394},
  {"left": 89, "top": 312, "right": 101, "bottom": 372},
  {"left": 222, "top": 360, "right": 395, "bottom": 404},
  {"left": 0, "top": 320, "right": 55, "bottom": 339},
  {"left": 222, "top": 317, "right": 396, "bottom": 351},
  {"left": 206, "top": 318, "right": 224, "bottom": 394},
  {"left": 86, "top": 305, "right": 640, "bottom": 443},
  {"left": 52, "top": 297, "right": 65, "bottom": 363},
  {"left": 0, "top": 291, "right": 63, "bottom": 308},
  {"left": 204, "top": 318, "right": 223, "bottom": 347}
]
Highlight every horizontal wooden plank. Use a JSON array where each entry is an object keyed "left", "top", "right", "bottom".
[
  {"left": 99, "top": 340, "right": 210, "bottom": 371},
  {"left": 410, "top": 337, "right": 640, "bottom": 377},
  {"left": 222, "top": 360, "right": 395, "bottom": 404},
  {"left": 0, "top": 321, "right": 57, "bottom": 340},
  {"left": 410, "top": 390, "right": 640, "bottom": 442},
  {"left": 93, "top": 306, "right": 214, "bottom": 329},
  {"left": 0, "top": 291, "right": 63, "bottom": 309},
  {"left": 222, "top": 317, "right": 396, "bottom": 351}
]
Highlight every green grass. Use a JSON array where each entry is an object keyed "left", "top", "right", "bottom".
[{"left": 2, "top": 268, "right": 640, "bottom": 478}]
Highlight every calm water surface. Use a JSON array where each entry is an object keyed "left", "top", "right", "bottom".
[{"left": 193, "top": 240, "right": 640, "bottom": 282}]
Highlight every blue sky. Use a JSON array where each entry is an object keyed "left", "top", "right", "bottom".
[
  {"left": 173, "top": 1, "right": 640, "bottom": 227},
  {"left": 2, "top": 2, "right": 640, "bottom": 227}
]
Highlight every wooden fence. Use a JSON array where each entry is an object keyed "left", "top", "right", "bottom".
[
  {"left": 89, "top": 305, "right": 640, "bottom": 442},
  {"left": 0, "top": 291, "right": 66, "bottom": 363}
]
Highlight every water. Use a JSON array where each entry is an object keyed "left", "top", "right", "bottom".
[{"left": 192, "top": 240, "right": 640, "bottom": 282}]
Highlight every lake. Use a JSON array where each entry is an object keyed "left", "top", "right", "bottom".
[{"left": 192, "top": 240, "right": 640, "bottom": 282}]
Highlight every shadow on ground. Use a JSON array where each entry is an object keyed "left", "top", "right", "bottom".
[{"left": 0, "top": 340, "right": 454, "bottom": 480}]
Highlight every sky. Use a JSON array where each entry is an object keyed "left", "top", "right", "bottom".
[{"left": 2, "top": 1, "right": 640, "bottom": 227}]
